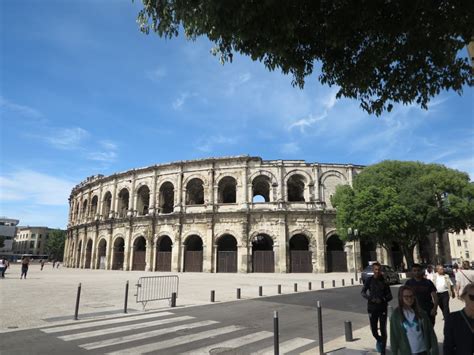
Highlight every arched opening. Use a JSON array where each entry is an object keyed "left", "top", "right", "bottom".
[
  {"left": 159, "top": 182, "right": 174, "bottom": 214},
  {"left": 184, "top": 235, "right": 203, "bottom": 272},
  {"left": 287, "top": 175, "right": 306, "bottom": 202},
  {"left": 360, "top": 239, "right": 377, "bottom": 269},
  {"left": 84, "top": 239, "right": 93, "bottom": 269},
  {"left": 289, "top": 234, "right": 312, "bottom": 273},
  {"left": 102, "top": 192, "right": 112, "bottom": 219},
  {"left": 252, "top": 234, "right": 274, "bottom": 273},
  {"left": 112, "top": 237, "right": 125, "bottom": 270},
  {"left": 90, "top": 196, "right": 98, "bottom": 218},
  {"left": 132, "top": 236, "right": 147, "bottom": 271},
  {"left": 118, "top": 188, "right": 129, "bottom": 218},
  {"left": 326, "top": 234, "right": 347, "bottom": 272},
  {"left": 74, "top": 203, "right": 80, "bottom": 223},
  {"left": 76, "top": 240, "right": 82, "bottom": 268},
  {"left": 155, "top": 236, "right": 172, "bottom": 271},
  {"left": 82, "top": 200, "right": 88, "bottom": 221},
  {"left": 218, "top": 177, "right": 237, "bottom": 203},
  {"left": 96, "top": 239, "right": 107, "bottom": 269},
  {"left": 137, "top": 185, "right": 150, "bottom": 216},
  {"left": 186, "top": 178, "right": 204, "bottom": 205},
  {"left": 216, "top": 234, "right": 237, "bottom": 273},
  {"left": 252, "top": 176, "right": 271, "bottom": 202}
]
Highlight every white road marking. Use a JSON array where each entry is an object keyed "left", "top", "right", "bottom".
[{"left": 254, "top": 337, "right": 316, "bottom": 354}]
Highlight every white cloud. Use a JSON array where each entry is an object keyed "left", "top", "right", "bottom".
[
  {"left": 280, "top": 142, "right": 300, "bottom": 154},
  {"left": 196, "top": 135, "right": 238, "bottom": 153},
  {"left": 172, "top": 92, "right": 196, "bottom": 110},
  {"left": 0, "top": 96, "right": 43, "bottom": 119},
  {"left": 87, "top": 140, "right": 118, "bottom": 162},
  {"left": 288, "top": 112, "right": 328, "bottom": 132},
  {"left": 443, "top": 157, "right": 474, "bottom": 180},
  {"left": 44, "top": 127, "right": 90, "bottom": 150},
  {"left": 0, "top": 170, "right": 75, "bottom": 206}
]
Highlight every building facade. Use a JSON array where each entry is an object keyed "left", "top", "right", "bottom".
[
  {"left": 0, "top": 218, "right": 19, "bottom": 256},
  {"left": 448, "top": 229, "right": 474, "bottom": 265},
  {"left": 14, "top": 226, "right": 51, "bottom": 256}
]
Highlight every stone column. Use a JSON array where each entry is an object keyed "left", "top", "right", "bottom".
[
  {"left": 278, "top": 216, "right": 287, "bottom": 273},
  {"left": 124, "top": 227, "right": 132, "bottom": 271},
  {"left": 105, "top": 233, "right": 113, "bottom": 270},
  {"left": 145, "top": 238, "right": 153, "bottom": 272},
  {"left": 171, "top": 235, "right": 180, "bottom": 272},
  {"left": 112, "top": 179, "right": 118, "bottom": 218},
  {"left": 149, "top": 169, "right": 157, "bottom": 215},
  {"left": 315, "top": 216, "right": 325, "bottom": 273}
]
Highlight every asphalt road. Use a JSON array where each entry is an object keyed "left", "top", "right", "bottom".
[{"left": 0, "top": 285, "right": 399, "bottom": 354}]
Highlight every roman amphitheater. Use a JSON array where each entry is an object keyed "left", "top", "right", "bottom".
[{"left": 64, "top": 156, "right": 392, "bottom": 274}]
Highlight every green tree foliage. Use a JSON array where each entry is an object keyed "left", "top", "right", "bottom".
[
  {"left": 45, "top": 229, "right": 66, "bottom": 261},
  {"left": 136, "top": 1, "right": 473, "bottom": 115},
  {"left": 332, "top": 161, "right": 473, "bottom": 265}
]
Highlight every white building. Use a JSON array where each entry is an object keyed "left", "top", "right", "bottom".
[
  {"left": 0, "top": 217, "right": 19, "bottom": 256},
  {"left": 448, "top": 229, "right": 474, "bottom": 265}
]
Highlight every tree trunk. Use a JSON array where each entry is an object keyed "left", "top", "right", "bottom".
[
  {"left": 437, "top": 230, "right": 445, "bottom": 264},
  {"left": 401, "top": 244, "right": 415, "bottom": 269}
]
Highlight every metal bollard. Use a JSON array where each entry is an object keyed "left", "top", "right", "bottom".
[
  {"left": 210, "top": 290, "right": 215, "bottom": 303},
  {"left": 342, "top": 279, "right": 345, "bottom": 286},
  {"left": 351, "top": 278, "right": 354, "bottom": 285},
  {"left": 171, "top": 292, "right": 177, "bottom": 307},
  {"left": 321, "top": 281, "right": 324, "bottom": 289},
  {"left": 294, "top": 283, "right": 298, "bottom": 292},
  {"left": 259, "top": 286, "right": 263, "bottom": 296},
  {"left": 332, "top": 280, "right": 336, "bottom": 287},
  {"left": 74, "top": 283, "right": 82, "bottom": 320},
  {"left": 308, "top": 281, "right": 312, "bottom": 290},
  {"left": 277, "top": 284, "right": 282, "bottom": 294},
  {"left": 274, "top": 311, "right": 279, "bottom": 355},
  {"left": 317, "top": 301, "right": 324, "bottom": 355},
  {"left": 237, "top": 288, "right": 241, "bottom": 299},
  {"left": 124, "top": 280, "right": 129, "bottom": 314},
  {"left": 344, "top": 320, "right": 353, "bottom": 341}
]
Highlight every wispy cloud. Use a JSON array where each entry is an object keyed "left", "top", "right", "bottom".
[
  {"left": 196, "top": 135, "right": 238, "bottom": 153},
  {"left": 0, "top": 96, "right": 43, "bottom": 119},
  {"left": 86, "top": 140, "right": 118, "bottom": 162},
  {"left": 172, "top": 92, "right": 197, "bottom": 110},
  {"left": 44, "top": 127, "right": 90, "bottom": 150},
  {"left": 0, "top": 169, "right": 75, "bottom": 205},
  {"left": 280, "top": 142, "right": 300, "bottom": 154},
  {"left": 288, "top": 112, "right": 327, "bottom": 132}
]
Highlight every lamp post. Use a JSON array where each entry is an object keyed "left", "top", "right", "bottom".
[{"left": 348, "top": 228, "right": 359, "bottom": 281}]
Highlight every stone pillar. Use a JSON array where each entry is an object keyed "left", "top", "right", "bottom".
[
  {"left": 124, "top": 228, "right": 132, "bottom": 271},
  {"left": 238, "top": 245, "right": 248, "bottom": 273},
  {"left": 149, "top": 170, "right": 157, "bottom": 215},
  {"left": 171, "top": 236, "right": 180, "bottom": 272},
  {"left": 112, "top": 179, "right": 118, "bottom": 218},
  {"left": 315, "top": 217, "right": 325, "bottom": 273},
  {"left": 175, "top": 169, "right": 183, "bottom": 212},
  {"left": 145, "top": 238, "right": 153, "bottom": 272},
  {"left": 278, "top": 216, "right": 287, "bottom": 273}
]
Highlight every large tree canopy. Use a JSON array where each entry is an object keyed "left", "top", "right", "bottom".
[
  {"left": 332, "top": 161, "right": 473, "bottom": 265},
  {"left": 45, "top": 229, "right": 66, "bottom": 261},
  {"left": 136, "top": 1, "right": 473, "bottom": 115}
]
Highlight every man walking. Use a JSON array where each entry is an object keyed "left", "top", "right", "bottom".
[
  {"left": 432, "top": 264, "right": 454, "bottom": 320},
  {"left": 361, "top": 262, "right": 393, "bottom": 354},
  {"left": 405, "top": 263, "right": 438, "bottom": 325}
]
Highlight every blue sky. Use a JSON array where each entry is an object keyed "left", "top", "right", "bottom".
[{"left": 1, "top": 0, "right": 473, "bottom": 229}]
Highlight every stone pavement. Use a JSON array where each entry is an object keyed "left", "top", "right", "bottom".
[{"left": 0, "top": 263, "right": 463, "bottom": 354}]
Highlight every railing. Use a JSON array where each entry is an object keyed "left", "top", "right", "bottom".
[{"left": 135, "top": 275, "right": 179, "bottom": 310}]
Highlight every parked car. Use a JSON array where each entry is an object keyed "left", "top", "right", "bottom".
[{"left": 361, "top": 264, "right": 401, "bottom": 285}]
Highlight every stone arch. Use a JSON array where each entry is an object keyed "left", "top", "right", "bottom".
[
  {"left": 286, "top": 174, "right": 307, "bottom": 202},
  {"left": 82, "top": 199, "right": 88, "bottom": 221},
  {"left": 102, "top": 191, "right": 112, "bottom": 219},
  {"left": 158, "top": 181, "right": 174, "bottom": 214},
  {"left": 132, "top": 236, "right": 147, "bottom": 271},
  {"left": 185, "top": 178, "right": 204, "bottom": 205},
  {"left": 215, "top": 230, "right": 242, "bottom": 248},
  {"left": 216, "top": 234, "right": 238, "bottom": 273},
  {"left": 183, "top": 234, "right": 203, "bottom": 272},
  {"left": 76, "top": 240, "right": 83, "bottom": 268},
  {"left": 251, "top": 175, "right": 272, "bottom": 203},
  {"left": 251, "top": 233, "right": 274, "bottom": 273},
  {"left": 289, "top": 233, "right": 312, "bottom": 273},
  {"left": 320, "top": 170, "right": 348, "bottom": 208},
  {"left": 84, "top": 238, "right": 93, "bottom": 269},
  {"left": 90, "top": 195, "right": 98, "bottom": 218},
  {"left": 136, "top": 185, "right": 150, "bottom": 216},
  {"left": 326, "top": 233, "right": 347, "bottom": 272},
  {"left": 112, "top": 236, "right": 125, "bottom": 270},
  {"left": 155, "top": 234, "right": 173, "bottom": 271},
  {"left": 96, "top": 238, "right": 107, "bottom": 269},
  {"left": 74, "top": 201, "right": 80, "bottom": 223},
  {"left": 217, "top": 176, "right": 237, "bottom": 203},
  {"left": 118, "top": 188, "right": 130, "bottom": 218}
]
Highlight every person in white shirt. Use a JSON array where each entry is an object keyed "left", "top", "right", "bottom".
[
  {"left": 432, "top": 264, "right": 454, "bottom": 319},
  {"left": 424, "top": 265, "right": 435, "bottom": 281},
  {"left": 455, "top": 260, "right": 474, "bottom": 298}
]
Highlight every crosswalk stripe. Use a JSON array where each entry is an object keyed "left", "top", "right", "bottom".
[
  {"left": 106, "top": 325, "right": 245, "bottom": 355},
  {"left": 254, "top": 337, "right": 316, "bottom": 354},
  {"left": 58, "top": 315, "right": 195, "bottom": 341},
  {"left": 181, "top": 330, "right": 273, "bottom": 355},
  {"left": 80, "top": 320, "right": 219, "bottom": 350},
  {"left": 41, "top": 312, "right": 173, "bottom": 334}
]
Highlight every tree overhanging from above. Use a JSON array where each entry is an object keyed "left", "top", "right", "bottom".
[{"left": 136, "top": 0, "right": 473, "bottom": 116}]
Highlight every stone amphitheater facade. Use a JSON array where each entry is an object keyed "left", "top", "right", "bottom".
[{"left": 64, "top": 156, "right": 367, "bottom": 273}]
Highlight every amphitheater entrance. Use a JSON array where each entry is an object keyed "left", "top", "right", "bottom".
[
  {"left": 216, "top": 234, "right": 237, "bottom": 273},
  {"left": 84, "top": 239, "right": 92, "bottom": 269},
  {"left": 112, "top": 237, "right": 125, "bottom": 270},
  {"left": 132, "top": 237, "right": 147, "bottom": 271},
  {"left": 156, "top": 236, "right": 172, "bottom": 272},
  {"left": 184, "top": 235, "right": 203, "bottom": 272},
  {"left": 96, "top": 239, "right": 107, "bottom": 269},
  {"left": 76, "top": 240, "right": 82, "bottom": 268},
  {"left": 326, "top": 234, "right": 347, "bottom": 272},
  {"left": 360, "top": 239, "right": 377, "bottom": 269},
  {"left": 252, "top": 234, "right": 274, "bottom": 273},
  {"left": 289, "top": 234, "right": 312, "bottom": 273}
]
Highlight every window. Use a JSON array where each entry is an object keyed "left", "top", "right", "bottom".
[
  {"left": 30, "top": 241, "right": 35, "bottom": 248},
  {"left": 464, "top": 241, "right": 468, "bottom": 249},
  {"left": 457, "top": 240, "right": 462, "bottom": 247},
  {"left": 37, "top": 241, "right": 41, "bottom": 249},
  {"left": 466, "top": 251, "right": 470, "bottom": 259}
]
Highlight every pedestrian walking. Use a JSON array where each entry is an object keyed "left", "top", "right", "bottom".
[
  {"left": 56, "top": 261, "right": 60, "bottom": 268},
  {"left": 361, "top": 262, "right": 393, "bottom": 354},
  {"left": 424, "top": 265, "right": 435, "bottom": 282},
  {"left": 405, "top": 263, "right": 438, "bottom": 325},
  {"left": 443, "top": 283, "right": 474, "bottom": 355},
  {"left": 20, "top": 256, "right": 30, "bottom": 279},
  {"left": 390, "top": 285, "right": 438, "bottom": 355},
  {"left": 40, "top": 259, "right": 45, "bottom": 271},
  {"left": 52, "top": 260, "right": 56, "bottom": 268},
  {"left": 432, "top": 264, "right": 454, "bottom": 320},
  {"left": 0, "top": 258, "right": 6, "bottom": 278},
  {"left": 455, "top": 260, "right": 474, "bottom": 298}
]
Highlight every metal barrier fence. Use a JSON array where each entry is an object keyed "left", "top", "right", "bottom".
[{"left": 135, "top": 275, "right": 179, "bottom": 310}]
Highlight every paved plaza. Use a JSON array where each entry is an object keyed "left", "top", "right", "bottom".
[{"left": 0, "top": 263, "right": 464, "bottom": 354}]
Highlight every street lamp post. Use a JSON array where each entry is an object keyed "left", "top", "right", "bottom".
[{"left": 348, "top": 228, "right": 359, "bottom": 281}]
